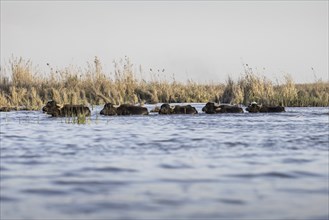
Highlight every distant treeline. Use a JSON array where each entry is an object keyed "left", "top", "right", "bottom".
[{"left": 0, "top": 57, "right": 328, "bottom": 110}]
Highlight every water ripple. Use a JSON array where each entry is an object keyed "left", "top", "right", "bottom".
[
  {"left": 282, "top": 158, "right": 313, "bottom": 164},
  {"left": 83, "top": 166, "right": 138, "bottom": 173},
  {"left": 228, "top": 172, "right": 298, "bottom": 179},
  {"left": 1, "top": 106, "right": 328, "bottom": 220},
  {"left": 218, "top": 198, "right": 246, "bottom": 205},
  {"left": 21, "top": 188, "right": 68, "bottom": 196},
  {"left": 52, "top": 180, "right": 130, "bottom": 186},
  {"left": 158, "top": 163, "right": 193, "bottom": 169},
  {"left": 0, "top": 196, "right": 19, "bottom": 202}
]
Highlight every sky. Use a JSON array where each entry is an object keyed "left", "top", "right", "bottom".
[{"left": 1, "top": 1, "right": 328, "bottom": 83}]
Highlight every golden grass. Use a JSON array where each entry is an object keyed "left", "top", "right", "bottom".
[{"left": 0, "top": 56, "right": 328, "bottom": 110}]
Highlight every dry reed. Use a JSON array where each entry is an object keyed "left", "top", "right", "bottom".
[{"left": 0, "top": 57, "right": 328, "bottom": 110}]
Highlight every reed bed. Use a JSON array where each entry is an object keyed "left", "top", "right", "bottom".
[{"left": 0, "top": 57, "right": 328, "bottom": 110}]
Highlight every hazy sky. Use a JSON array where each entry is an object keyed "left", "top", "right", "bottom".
[{"left": 1, "top": 1, "right": 328, "bottom": 83}]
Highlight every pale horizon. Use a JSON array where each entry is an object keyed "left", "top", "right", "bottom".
[{"left": 1, "top": 1, "right": 328, "bottom": 84}]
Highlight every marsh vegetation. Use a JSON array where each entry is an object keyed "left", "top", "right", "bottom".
[{"left": 0, "top": 56, "right": 328, "bottom": 110}]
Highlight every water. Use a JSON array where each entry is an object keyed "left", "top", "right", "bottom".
[{"left": 1, "top": 104, "right": 328, "bottom": 220}]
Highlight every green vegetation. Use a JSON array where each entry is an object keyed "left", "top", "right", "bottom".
[
  {"left": 0, "top": 56, "right": 328, "bottom": 110},
  {"left": 64, "top": 114, "right": 89, "bottom": 125}
]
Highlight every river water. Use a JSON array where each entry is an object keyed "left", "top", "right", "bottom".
[{"left": 1, "top": 104, "right": 328, "bottom": 220}]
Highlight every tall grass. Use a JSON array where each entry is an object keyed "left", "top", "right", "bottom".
[
  {"left": 0, "top": 57, "right": 328, "bottom": 109},
  {"left": 220, "top": 64, "right": 328, "bottom": 106}
]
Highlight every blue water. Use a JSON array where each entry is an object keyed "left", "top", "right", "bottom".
[{"left": 1, "top": 105, "right": 328, "bottom": 219}]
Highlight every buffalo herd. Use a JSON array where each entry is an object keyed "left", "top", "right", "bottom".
[{"left": 40, "top": 100, "right": 285, "bottom": 117}]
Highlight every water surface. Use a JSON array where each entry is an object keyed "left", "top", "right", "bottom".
[{"left": 1, "top": 105, "right": 328, "bottom": 219}]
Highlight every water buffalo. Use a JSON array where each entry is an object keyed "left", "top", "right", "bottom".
[
  {"left": 246, "top": 102, "right": 285, "bottom": 113},
  {"left": 202, "top": 102, "right": 243, "bottom": 114},
  {"left": 100, "top": 103, "right": 148, "bottom": 116},
  {"left": 42, "top": 100, "right": 91, "bottom": 117},
  {"left": 159, "top": 103, "right": 198, "bottom": 114}
]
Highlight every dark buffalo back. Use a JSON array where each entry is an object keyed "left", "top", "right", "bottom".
[
  {"left": 60, "top": 105, "right": 91, "bottom": 117},
  {"left": 246, "top": 103, "right": 285, "bottom": 113},
  {"left": 202, "top": 102, "right": 242, "bottom": 114},
  {"left": 173, "top": 105, "right": 198, "bottom": 114},
  {"left": 159, "top": 104, "right": 197, "bottom": 114},
  {"left": 117, "top": 104, "right": 149, "bottom": 115},
  {"left": 218, "top": 105, "right": 243, "bottom": 113},
  {"left": 42, "top": 100, "right": 90, "bottom": 117},
  {"left": 260, "top": 106, "right": 285, "bottom": 112}
]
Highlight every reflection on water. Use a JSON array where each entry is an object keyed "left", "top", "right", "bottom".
[{"left": 1, "top": 105, "right": 328, "bottom": 219}]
